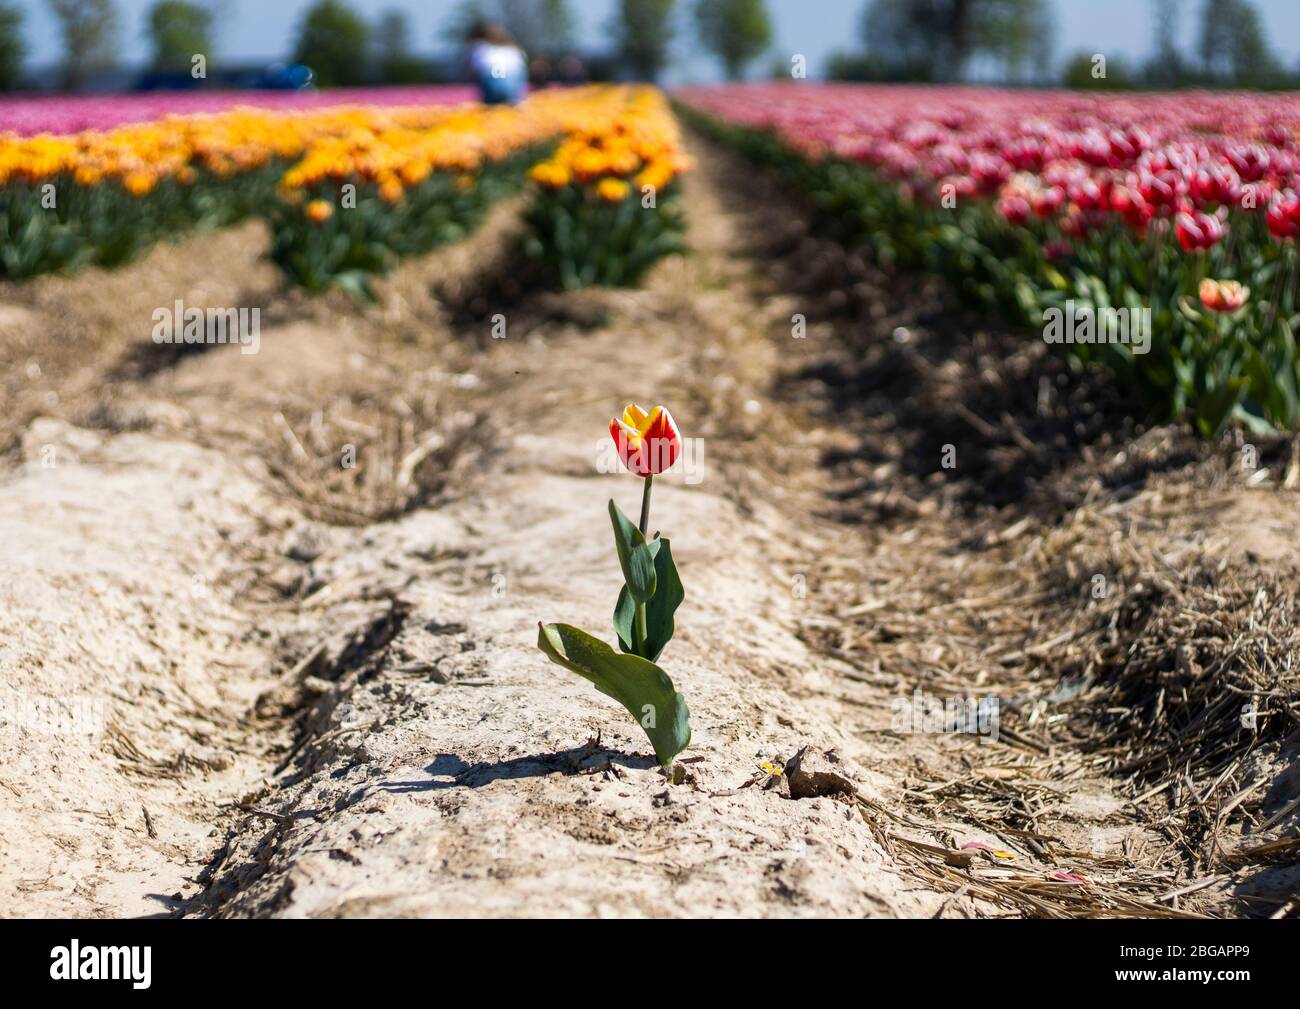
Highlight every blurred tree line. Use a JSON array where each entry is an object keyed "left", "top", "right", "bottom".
[
  {"left": 826, "top": 0, "right": 1055, "bottom": 84},
  {"left": 1060, "top": 0, "right": 1292, "bottom": 90},
  {"left": 0, "top": 0, "right": 779, "bottom": 91},
  {"left": 828, "top": 0, "right": 1300, "bottom": 89}
]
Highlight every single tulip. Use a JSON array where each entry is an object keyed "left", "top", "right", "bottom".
[
  {"left": 1190, "top": 165, "right": 1240, "bottom": 207},
  {"left": 536, "top": 396, "right": 692, "bottom": 766},
  {"left": 597, "top": 177, "right": 631, "bottom": 203},
  {"left": 997, "top": 194, "right": 1030, "bottom": 225},
  {"left": 609, "top": 404, "right": 681, "bottom": 479},
  {"left": 1031, "top": 185, "right": 1065, "bottom": 218},
  {"left": 1176, "top": 209, "right": 1226, "bottom": 252},
  {"left": 1199, "top": 278, "right": 1249, "bottom": 313},
  {"left": 1266, "top": 191, "right": 1300, "bottom": 240}
]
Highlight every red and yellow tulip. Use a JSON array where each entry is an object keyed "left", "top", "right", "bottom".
[
  {"left": 537, "top": 401, "right": 691, "bottom": 767},
  {"left": 609, "top": 404, "right": 682, "bottom": 477},
  {"left": 1199, "top": 277, "right": 1250, "bottom": 312}
]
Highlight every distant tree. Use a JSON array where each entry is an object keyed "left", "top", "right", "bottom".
[
  {"left": 860, "top": 0, "right": 1051, "bottom": 83},
  {"left": 1141, "top": 0, "right": 1191, "bottom": 86},
  {"left": 0, "top": 1, "right": 25, "bottom": 90},
  {"left": 1197, "top": 0, "right": 1283, "bottom": 88},
  {"left": 48, "top": 0, "right": 119, "bottom": 90},
  {"left": 861, "top": 0, "right": 953, "bottom": 77},
  {"left": 1197, "top": 0, "right": 1223, "bottom": 76},
  {"left": 440, "top": 0, "right": 486, "bottom": 46},
  {"left": 610, "top": 0, "right": 676, "bottom": 81},
  {"left": 491, "top": 0, "right": 573, "bottom": 54},
  {"left": 537, "top": 0, "right": 575, "bottom": 52},
  {"left": 976, "top": 0, "right": 1052, "bottom": 83},
  {"left": 145, "top": 0, "right": 213, "bottom": 72},
  {"left": 374, "top": 8, "right": 424, "bottom": 83},
  {"left": 1152, "top": 0, "right": 1182, "bottom": 70},
  {"left": 292, "top": 0, "right": 369, "bottom": 87},
  {"left": 693, "top": 0, "right": 772, "bottom": 80},
  {"left": 1062, "top": 50, "right": 1133, "bottom": 89},
  {"left": 493, "top": 0, "right": 539, "bottom": 52}
]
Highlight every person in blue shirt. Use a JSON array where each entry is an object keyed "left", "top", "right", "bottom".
[{"left": 466, "top": 22, "right": 527, "bottom": 106}]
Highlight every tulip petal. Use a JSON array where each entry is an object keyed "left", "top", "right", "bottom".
[{"left": 639, "top": 407, "right": 682, "bottom": 474}]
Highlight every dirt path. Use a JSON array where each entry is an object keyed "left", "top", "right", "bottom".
[
  {"left": 3, "top": 129, "right": 1297, "bottom": 918},
  {"left": 185, "top": 140, "right": 958, "bottom": 918}
]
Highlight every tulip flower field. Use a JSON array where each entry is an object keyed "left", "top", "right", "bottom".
[
  {"left": 0, "top": 85, "right": 687, "bottom": 296},
  {"left": 6, "top": 80, "right": 1300, "bottom": 435},
  {"left": 676, "top": 85, "right": 1300, "bottom": 435},
  {"left": 10, "top": 74, "right": 1300, "bottom": 926}
]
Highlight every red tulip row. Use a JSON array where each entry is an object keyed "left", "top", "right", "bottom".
[
  {"left": 676, "top": 84, "right": 1300, "bottom": 434},
  {"left": 677, "top": 84, "right": 1300, "bottom": 248}
]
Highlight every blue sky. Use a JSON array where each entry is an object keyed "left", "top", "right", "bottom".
[{"left": 12, "top": 0, "right": 1300, "bottom": 82}]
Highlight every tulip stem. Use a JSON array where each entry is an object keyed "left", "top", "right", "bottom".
[
  {"left": 634, "top": 475, "right": 653, "bottom": 657},
  {"left": 638, "top": 474, "right": 653, "bottom": 537},
  {"left": 635, "top": 602, "right": 649, "bottom": 656}
]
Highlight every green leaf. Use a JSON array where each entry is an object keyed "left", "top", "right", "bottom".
[
  {"left": 537, "top": 622, "right": 691, "bottom": 765},
  {"left": 608, "top": 499, "right": 656, "bottom": 604},
  {"left": 332, "top": 269, "right": 377, "bottom": 303},
  {"left": 614, "top": 536, "right": 684, "bottom": 662}
]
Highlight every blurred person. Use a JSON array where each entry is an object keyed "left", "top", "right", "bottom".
[
  {"left": 557, "top": 54, "right": 587, "bottom": 86},
  {"left": 528, "top": 55, "right": 554, "bottom": 88},
  {"left": 466, "top": 21, "right": 526, "bottom": 105}
]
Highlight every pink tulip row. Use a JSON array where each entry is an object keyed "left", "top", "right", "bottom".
[
  {"left": 675, "top": 83, "right": 1300, "bottom": 245},
  {"left": 1, "top": 85, "right": 478, "bottom": 138}
]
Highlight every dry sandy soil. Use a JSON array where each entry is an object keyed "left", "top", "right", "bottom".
[{"left": 2, "top": 134, "right": 1298, "bottom": 919}]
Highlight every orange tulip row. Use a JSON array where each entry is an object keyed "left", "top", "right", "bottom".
[
  {"left": 0, "top": 86, "right": 681, "bottom": 206},
  {"left": 528, "top": 88, "right": 692, "bottom": 203},
  {"left": 2, "top": 105, "right": 468, "bottom": 195}
]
